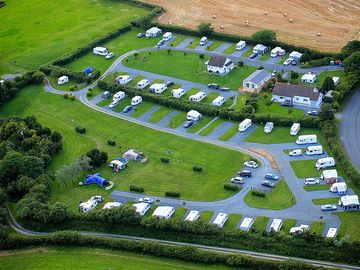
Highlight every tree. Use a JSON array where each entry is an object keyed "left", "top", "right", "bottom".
[
  {"left": 321, "top": 77, "right": 335, "bottom": 93},
  {"left": 341, "top": 40, "right": 360, "bottom": 58},
  {"left": 290, "top": 71, "right": 299, "bottom": 80},
  {"left": 22, "top": 155, "right": 44, "bottom": 179},
  {"left": 167, "top": 49, "right": 171, "bottom": 54},
  {"left": 31, "top": 71, "right": 44, "bottom": 83},
  {"left": 251, "top": 30, "right": 276, "bottom": 45},
  {"left": 86, "top": 149, "right": 108, "bottom": 167},
  {"left": 288, "top": 108, "right": 293, "bottom": 116},
  {"left": 265, "top": 100, "right": 273, "bottom": 110},
  {"left": 134, "top": 52, "right": 139, "bottom": 58},
  {"left": 300, "top": 53, "right": 311, "bottom": 63},
  {"left": 242, "top": 104, "right": 255, "bottom": 114},
  {"left": 344, "top": 51, "right": 360, "bottom": 76},
  {"left": 262, "top": 93, "right": 269, "bottom": 101},
  {"left": 57, "top": 156, "right": 92, "bottom": 185},
  {"left": 319, "top": 104, "right": 334, "bottom": 120},
  {"left": 198, "top": 23, "right": 214, "bottom": 37},
  {"left": 0, "top": 151, "right": 24, "bottom": 186},
  {"left": 50, "top": 131, "right": 62, "bottom": 143}
]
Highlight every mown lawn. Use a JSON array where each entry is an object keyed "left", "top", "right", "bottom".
[
  {"left": 259, "top": 52, "right": 271, "bottom": 61},
  {"left": 244, "top": 180, "right": 296, "bottom": 210},
  {"left": 199, "top": 211, "right": 214, "bottom": 223},
  {"left": 233, "top": 93, "right": 250, "bottom": 111},
  {"left": 0, "top": 0, "right": 148, "bottom": 74},
  {"left": 242, "top": 48, "right": 253, "bottom": 58},
  {"left": 123, "top": 50, "right": 258, "bottom": 89},
  {"left": 205, "top": 41, "right": 222, "bottom": 51},
  {"left": 167, "top": 112, "right": 187, "bottom": 128},
  {"left": 187, "top": 38, "right": 201, "bottom": 49},
  {"left": 0, "top": 86, "right": 251, "bottom": 206},
  {"left": 148, "top": 107, "right": 173, "bottom": 123},
  {"left": 281, "top": 219, "right": 297, "bottom": 233},
  {"left": 187, "top": 116, "right": 214, "bottom": 134},
  {"left": 312, "top": 198, "right": 339, "bottom": 205},
  {"left": 253, "top": 216, "right": 270, "bottom": 231},
  {"left": 315, "top": 70, "right": 346, "bottom": 88},
  {"left": 303, "top": 184, "right": 329, "bottom": 191},
  {"left": 48, "top": 76, "right": 86, "bottom": 91},
  {"left": 199, "top": 119, "right": 225, "bottom": 136},
  {"left": 223, "top": 44, "right": 237, "bottom": 54},
  {"left": 256, "top": 94, "right": 304, "bottom": 117},
  {"left": 335, "top": 212, "right": 360, "bottom": 241},
  {"left": 97, "top": 98, "right": 112, "bottom": 107},
  {"left": 202, "top": 92, "right": 220, "bottom": 104},
  {"left": 223, "top": 214, "right": 242, "bottom": 231},
  {"left": 172, "top": 208, "right": 188, "bottom": 219},
  {"left": 131, "top": 102, "right": 156, "bottom": 118},
  {"left": 113, "top": 97, "right": 133, "bottom": 113},
  {"left": 169, "top": 35, "right": 187, "bottom": 47},
  {"left": 219, "top": 125, "right": 238, "bottom": 141},
  {"left": 310, "top": 221, "right": 326, "bottom": 234},
  {"left": 290, "top": 159, "right": 320, "bottom": 178}
]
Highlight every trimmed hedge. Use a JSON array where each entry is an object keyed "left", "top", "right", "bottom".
[
  {"left": 251, "top": 189, "right": 266, "bottom": 197},
  {"left": 75, "top": 126, "right": 86, "bottom": 134},
  {"left": 107, "top": 139, "right": 116, "bottom": 146},
  {"left": 193, "top": 165, "right": 203, "bottom": 172},
  {"left": 165, "top": 191, "right": 180, "bottom": 197},
  {"left": 160, "top": 157, "right": 170, "bottom": 163},
  {"left": 129, "top": 185, "right": 144, "bottom": 193},
  {"left": 224, "top": 183, "right": 239, "bottom": 191}
]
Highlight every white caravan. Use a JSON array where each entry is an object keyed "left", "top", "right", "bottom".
[
  {"left": 136, "top": 79, "right": 149, "bottom": 89},
  {"left": 187, "top": 110, "right": 202, "bottom": 121},
  {"left": 133, "top": 202, "right": 150, "bottom": 216},
  {"left": 145, "top": 27, "right": 162, "bottom": 38},
  {"left": 113, "top": 91, "right": 125, "bottom": 102},
  {"left": 199, "top": 36, "right": 208, "bottom": 46},
  {"left": 290, "top": 123, "right": 301, "bottom": 136},
  {"left": 115, "top": 75, "right": 132, "bottom": 85},
  {"left": 79, "top": 199, "right": 97, "bottom": 212},
  {"left": 152, "top": 206, "right": 175, "bottom": 219},
  {"left": 269, "top": 219, "right": 283, "bottom": 232},
  {"left": 93, "top": 47, "right": 109, "bottom": 56},
  {"left": 330, "top": 182, "right": 347, "bottom": 194},
  {"left": 290, "top": 224, "right": 309, "bottom": 235},
  {"left": 162, "top": 32, "right": 172, "bottom": 41},
  {"left": 189, "top": 91, "right": 206, "bottom": 102},
  {"left": 212, "top": 96, "right": 225, "bottom": 106},
  {"left": 57, "top": 76, "right": 69, "bottom": 85},
  {"left": 306, "top": 145, "right": 323, "bottom": 155},
  {"left": 149, "top": 83, "right": 167, "bottom": 94},
  {"left": 213, "top": 213, "right": 228, "bottom": 228},
  {"left": 315, "top": 157, "right": 335, "bottom": 170},
  {"left": 236, "top": 40, "right": 246, "bottom": 50},
  {"left": 171, "top": 88, "right": 186, "bottom": 98},
  {"left": 239, "top": 119, "right": 252, "bottom": 132},
  {"left": 326, "top": 228, "right": 338, "bottom": 239},
  {"left": 264, "top": 122, "right": 274, "bottom": 133},
  {"left": 131, "top": 96, "right": 142, "bottom": 106},
  {"left": 185, "top": 210, "right": 200, "bottom": 222},
  {"left": 296, "top": 135, "right": 317, "bottom": 145},
  {"left": 102, "top": 202, "right": 122, "bottom": 209},
  {"left": 240, "top": 217, "right": 254, "bottom": 232}
]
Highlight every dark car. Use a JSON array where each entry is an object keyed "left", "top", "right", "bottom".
[
  {"left": 165, "top": 81, "right": 175, "bottom": 87},
  {"left": 265, "top": 173, "right": 279, "bottom": 180},
  {"left": 101, "top": 91, "right": 111, "bottom": 99},
  {"left": 137, "top": 32, "right": 145, "bottom": 38},
  {"left": 220, "top": 87, "right": 230, "bottom": 92},
  {"left": 261, "top": 180, "right": 275, "bottom": 188},
  {"left": 291, "top": 60, "right": 297, "bottom": 66},
  {"left": 237, "top": 170, "right": 252, "bottom": 177},
  {"left": 123, "top": 105, "right": 133, "bottom": 113},
  {"left": 249, "top": 53, "right": 258, "bottom": 59},
  {"left": 281, "top": 101, "right": 293, "bottom": 107},
  {"left": 208, "top": 83, "right": 220, "bottom": 89},
  {"left": 183, "top": 120, "right": 194, "bottom": 128},
  {"left": 156, "top": 40, "right": 165, "bottom": 47},
  {"left": 307, "top": 110, "right": 319, "bottom": 116}
]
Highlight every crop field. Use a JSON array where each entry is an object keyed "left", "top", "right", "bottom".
[
  {"left": 0, "top": 0, "right": 148, "bottom": 74},
  {"left": 144, "top": 0, "right": 360, "bottom": 52}
]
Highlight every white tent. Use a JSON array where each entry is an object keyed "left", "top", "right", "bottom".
[
  {"left": 123, "top": 149, "right": 141, "bottom": 161},
  {"left": 339, "top": 195, "right": 359, "bottom": 210},
  {"left": 330, "top": 182, "right": 347, "bottom": 195},
  {"left": 153, "top": 206, "right": 175, "bottom": 219}
]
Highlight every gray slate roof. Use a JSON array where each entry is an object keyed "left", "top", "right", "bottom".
[
  {"left": 273, "top": 82, "right": 321, "bottom": 101},
  {"left": 207, "top": 55, "right": 231, "bottom": 67},
  {"left": 243, "top": 69, "right": 270, "bottom": 84}
]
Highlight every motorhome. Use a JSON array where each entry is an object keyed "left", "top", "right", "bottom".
[
  {"left": 239, "top": 119, "right": 252, "bottom": 132},
  {"left": 264, "top": 122, "right": 274, "bottom": 133},
  {"left": 326, "top": 228, "right": 338, "bottom": 239},
  {"left": 213, "top": 213, "right": 228, "bottom": 228},
  {"left": 152, "top": 206, "right": 175, "bottom": 219},
  {"left": 316, "top": 157, "right": 335, "bottom": 170},
  {"left": 187, "top": 110, "right": 202, "bottom": 121},
  {"left": 236, "top": 40, "right": 246, "bottom": 50},
  {"left": 199, "top": 36, "right": 208, "bottom": 46},
  {"left": 57, "top": 76, "right": 69, "bottom": 85},
  {"left": 149, "top": 83, "right": 167, "bottom": 94},
  {"left": 296, "top": 135, "right": 317, "bottom": 145},
  {"left": 136, "top": 79, "right": 149, "bottom": 89},
  {"left": 212, "top": 96, "right": 225, "bottom": 106},
  {"left": 171, "top": 88, "right": 186, "bottom": 98},
  {"left": 189, "top": 91, "right": 206, "bottom": 102},
  {"left": 93, "top": 47, "right": 108, "bottom": 56},
  {"left": 240, "top": 217, "right": 254, "bottom": 232},
  {"left": 162, "top": 32, "right": 172, "bottom": 41},
  {"left": 131, "top": 96, "right": 142, "bottom": 106},
  {"left": 290, "top": 123, "right": 301, "bottom": 135},
  {"left": 113, "top": 91, "right": 125, "bottom": 102},
  {"left": 306, "top": 145, "right": 323, "bottom": 155},
  {"left": 185, "top": 210, "right": 200, "bottom": 222},
  {"left": 269, "top": 219, "right": 283, "bottom": 232},
  {"left": 79, "top": 199, "right": 97, "bottom": 212},
  {"left": 133, "top": 202, "right": 150, "bottom": 216},
  {"left": 114, "top": 75, "right": 132, "bottom": 85}
]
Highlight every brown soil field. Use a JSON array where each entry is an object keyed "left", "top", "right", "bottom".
[{"left": 145, "top": 0, "right": 360, "bottom": 52}]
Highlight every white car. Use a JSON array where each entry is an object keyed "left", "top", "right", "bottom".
[
  {"left": 304, "top": 178, "right": 320, "bottom": 185},
  {"left": 90, "top": 195, "right": 104, "bottom": 203},
  {"left": 109, "top": 100, "right": 120, "bottom": 109},
  {"left": 283, "top": 58, "right": 292, "bottom": 66},
  {"left": 105, "top": 52, "right": 115, "bottom": 59},
  {"left": 244, "top": 161, "right": 258, "bottom": 168},
  {"left": 289, "top": 149, "right": 302, "bottom": 156},
  {"left": 231, "top": 177, "right": 244, "bottom": 184},
  {"left": 138, "top": 197, "right": 155, "bottom": 204}
]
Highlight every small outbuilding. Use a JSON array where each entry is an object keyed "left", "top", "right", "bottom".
[{"left": 242, "top": 70, "right": 271, "bottom": 92}]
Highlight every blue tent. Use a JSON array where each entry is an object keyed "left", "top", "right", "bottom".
[
  {"left": 84, "top": 173, "right": 109, "bottom": 187},
  {"left": 83, "top": 66, "right": 93, "bottom": 75}
]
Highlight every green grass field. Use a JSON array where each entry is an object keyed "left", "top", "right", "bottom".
[
  {"left": 199, "top": 119, "right": 225, "bottom": 136},
  {"left": 148, "top": 107, "right": 173, "bottom": 123},
  {"left": 335, "top": 212, "right": 360, "bottom": 241},
  {"left": 303, "top": 184, "right": 329, "bottom": 191},
  {"left": 187, "top": 39, "right": 201, "bottom": 49},
  {"left": 223, "top": 44, "right": 237, "bottom": 54},
  {"left": 310, "top": 221, "right": 326, "bottom": 234},
  {"left": 290, "top": 159, "right": 320, "bottom": 178},
  {"left": 244, "top": 180, "right": 296, "bottom": 210},
  {"left": 167, "top": 112, "right": 187, "bottom": 128},
  {"left": 131, "top": 102, "right": 156, "bottom": 118},
  {"left": 172, "top": 208, "right": 188, "bottom": 219},
  {"left": 223, "top": 214, "right": 242, "bottom": 231},
  {"left": 256, "top": 95, "right": 304, "bottom": 117},
  {"left": 187, "top": 116, "right": 214, "bottom": 134},
  {"left": 253, "top": 216, "right": 270, "bottom": 231},
  {"left": 219, "top": 125, "right": 238, "bottom": 141},
  {"left": 205, "top": 41, "right": 222, "bottom": 51},
  {"left": 233, "top": 93, "right": 250, "bottom": 111},
  {"left": 312, "top": 198, "right": 338, "bottom": 205},
  {"left": 0, "top": 86, "right": 251, "bottom": 206},
  {"left": 0, "top": 247, "right": 233, "bottom": 270},
  {"left": 199, "top": 211, "right": 214, "bottom": 223},
  {"left": 282, "top": 219, "right": 297, "bottom": 232},
  {"left": 242, "top": 48, "right": 253, "bottom": 58},
  {"left": 259, "top": 52, "right": 271, "bottom": 61},
  {"left": 0, "top": 0, "right": 148, "bottom": 74},
  {"left": 169, "top": 35, "right": 187, "bottom": 47},
  {"left": 123, "top": 50, "right": 258, "bottom": 89}
]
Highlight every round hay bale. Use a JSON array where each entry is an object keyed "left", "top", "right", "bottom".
[
  {"left": 212, "top": 14, "right": 216, "bottom": 19},
  {"left": 317, "top": 32, "right": 321, "bottom": 36},
  {"left": 245, "top": 20, "right": 249, "bottom": 24},
  {"left": 283, "top": 12, "right": 288, "bottom": 17},
  {"left": 264, "top": 11, "right": 268, "bottom": 15},
  {"left": 289, "top": 18, "right": 294, "bottom": 23},
  {"left": 220, "top": 25, "right": 224, "bottom": 29}
]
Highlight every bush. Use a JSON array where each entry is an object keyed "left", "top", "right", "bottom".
[
  {"left": 129, "top": 185, "right": 144, "bottom": 193},
  {"left": 86, "top": 91, "right": 93, "bottom": 97},
  {"left": 224, "top": 183, "right": 239, "bottom": 191},
  {"left": 251, "top": 189, "right": 266, "bottom": 197},
  {"left": 69, "top": 95, "right": 76, "bottom": 101},
  {"left": 165, "top": 191, "right": 180, "bottom": 197},
  {"left": 75, "top": 126, "right": 86, "bottom": 134},
  {"left": 237, "top": 61, "right": 244, "bottom": 67},
  {"left": 69, "top": 85, "right": 76, "bottom": 91},
  {"left": 63, "top": 93, "right": 69, "bottom": 99},
  {"left": 199, "top": 54, "right": 204, "bottom": 59},
  {"left": 107, "top": 139, "right": 116, "bottom": 146},
  {"left": 193, "top": 165, "right": 203, "bottom": 172},
  {"left": 161, "top": 157, "right": 170, "bottom": 163}
]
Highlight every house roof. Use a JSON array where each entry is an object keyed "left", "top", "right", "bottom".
[
  {"left": 273, "top": 82, "right": 321, "bottom": 101},
  {"left": 207, "top": 55, "right": 230, "bottom": 67},
  {"left": 243, "top": 69, "right": 271, "bottom": 84}
]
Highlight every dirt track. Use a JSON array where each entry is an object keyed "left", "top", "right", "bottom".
[{"left": 145, "top": 0, "right": 360, "bottom": 52}]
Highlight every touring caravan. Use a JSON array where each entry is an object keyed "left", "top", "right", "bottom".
[
  {"left": 162, "top": 32, "right": 172, "bottom": 41},
  {"left": 236, "top": 40, "right": 246, "bottom": 50},
  {"left": 136, "top": 79, "right": 149, "bottom": 89},
  {"left": 290, "top": 224, "right": 309, "bottom": 235},
  {"left": 113, "top": 91, "right": 125, "bottom": 102},
  {"left": 332, "top": 77, "right": 340, "bottom": 86},
  {"left": 316, "top": 157, "right": 335, "bottom": 170},
  {"left": 296, "top": 135, "right": 317, "bottom": 145},
  {"left": 131, "top": 96, "right": 142, "bottom": 106},
  {"left": 239, "top": 119, "right": 252, "bottom": 132},
  {"left": 149, "top": 83, "right": 167, "bottom": 94},
  {"left": 152, "top": 206, "right": 175, "bottom": 219},
  {"left": 187, "top": 110, "right": 202, "bottom": 121},
  {"left": 264, "top": 122, "right": 274, "bottom": 133},
  {"left": 306, "top": 145, "right": 323, "bottom": 155},
  {"left": 189, "top": 91, "right": 206, "bottom": 102},
  {"left": 270, "top": 47, "right": 286, "bottom": 57},
  {"left": 93, "top": 47, "right": 109, "bottom": 56},
  {"left": 321, "top": 169, "right": 338, "bottom": 184},
  {"left": 213, "top": 213, "right": 228, "bottom": 228},
  {"left": 240, "top": 217, "right": 254, "bottom": 232},
  {"left": 326, "top": 228, "right": 338, "bottom": 239},
  {"left": 57, "top": 76, "right": 69, "bottom": 85},
  {"left": 212, "top": 96, "right": 225, "bottom": 106},
  {"left": 269, "top": 219, "right": 283, "bottom": 232},
  {"left": 199, "top": 36, "right": 208, "bottom": 46},
  {"left": 115, "top": 75, "right": 132, "bottom": 85},
  {"left": 145, "top": 27, "right": 162, "bottom": 38},
  {"left": 133, "top": 202, "right": 150, "bottom": 216},
  {"left": 290, "top": 123, "right": 301, "bottom": 136},
  {"left": 330, "top": 182, "right": 347, "bottom": 195},
  {"left": 185, "top": 210, "right": 200, "bottom": 222},
  {"left": 103, "top": 202, "right": 122, "bottom": 209},
  {"left": 79, "top": 199, "right": 97, "bottom": 212},
  {"left": 171, "top": 88, "right": 186, "bottom": 98}
]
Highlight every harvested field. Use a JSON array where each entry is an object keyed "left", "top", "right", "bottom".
[{"left": 146, "top": 0, "right": 360, "bottom": 52}]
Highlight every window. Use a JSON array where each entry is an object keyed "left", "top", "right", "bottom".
[
  {"left": 303, "top": 98, "right": 309, "bottom": 102},
  {"left": 295, "top": 97, "right": 299, "bottom": 101},
  {"left": 279, "top": 96, "right": 284, "bottom": 100}
]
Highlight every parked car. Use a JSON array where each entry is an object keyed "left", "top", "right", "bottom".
[
  {"left": 291, "top": 60, "right": 297, "bottom": 66},
  {"left": 101, "top": 91, "right": 111, "bottom": 99},
  {"left": 249, "top": 53, "right": 258, "bottom": 59},
  {"left": 304, "top": 178, "right": 320, "bottom": 185},
  {"left": 265, "top": 173, "right": 279, "bottom": 180},
  {"left": 271, "top": 70, "right": 277, "bottom": 77},
  {"left": 238, "top": 170, "right": 252, "bottom": 177},
  {"left": 283, "top": 58, "right": 292, "bottom": 66},
  {"left": 122, "top": 105, "right": 133, "bottom": 113},
  {"left": 321, "top": 204, "right": 337, "bottom": 211},
  {"left": 105, "top": 52, "right": 115, "bottom": 59},
  {"left": 138, "top": 197, "right": 154, "bottom": 204},
  {"left": 244, "top": 161, "right": 258, "bottom": 168},
  {"left": 137, "top": 32, "right": 145, "bottom": 38},
  {"left": 109, "top": 100, "right": 120, "bottom": 109},
  {"left": 220, "top": 87, "right": 230, "bottom": 92},
  {"left": 156, "top": 40, "right": 165, "bottom": 47},
  {"left": 231, "top": 177, "right": 244, "bottom": 184},
  {"left": 183, "top": 120, "right": 194, "bottom": 128},
  {"left": 165, "top": 81, "right": 174, "bottom": 87},
  {"left": 261, "top": 181, "right": 275, "bottom": 188},
  {"left": 208, "top": 83, "right": 220, "bottom": 89},
  {"left": 289, "top": 149, "right": 302, "bottom": 156},
  {"left": 90, "top": 195, "right": 104, "bottom": 203},
  {"left": 307, "top": 110, "right": 319, "bottom": 116},
  {"left": 281, "top": 101, "right": 293, "bottom": 107}
]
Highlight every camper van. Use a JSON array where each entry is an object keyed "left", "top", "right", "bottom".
[
  {"left": 269, "top": 219, "right": 283, "bottom": 232},
  {"left": 264, "top": 122, "right": 274, "bottom": 133},
  {"left": 93, "top": 47, "right": 109, "bottom": 56},
  {"left": 212, "top": 96, "right": 225, "bottom": 106},
  {"left": 136, "top": 79, "right": 149, "bottom": 89},
  {"left": 240, "top": 217, "right": 254, "bottom": 232},
  {"left": 185, "top": 210, "right": 200, "bottom": 222},
  {"left": 162, "top": 32, "right": 172, "bottom": 41},
  {"left": 306, "top": 145, "right": 323, "bottom": 155},
  {"left": 187, "top": 110, "right": 202, "bottom": 121},
  {"left": 316, "top": 157, "right": 335, "bottom": 170},
  {"left": 296, "top": 135, "right": 317, "bottom": 145},
  {"left": 79, "top": 199, "right": 98, "bottom": 212},
  {"left": 57, "top": 76, "right": 69, "bottom": 85},
  {"left": 199, "top": 37, "right": 208, "bottom": 46},
  {"left": 171, "top": 88, "right": 186, "bottom": 98},
  {"left": 239, "top": 119, "right": 252, "bottom": 132},
  {"left": 115, "top": 75, "right": 132, "bottom": 85},
  {"left": 236, "top": 40, "right": 246, "bottom": 50},
  {"left": 149, "top": 83, "right": 167, "bottom": 94},
  {"left": 213, "top": 213, "right": 228, "bottom": 228},
  {"left": 290, "top": 123, "right": 301, "bottom": 135},
  {"left": 131, "top": 96, "right": 142, "bottom": 106},
  {"left": 189, "top": 91, "right": 206, "bottom": 102},
  {"left": 113, "top": 91, "right": 125, "bottom": 102}
]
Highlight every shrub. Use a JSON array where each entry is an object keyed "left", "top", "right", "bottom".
[
  {"left": 165, "top": 191, "right": 180, "bottom": 197},
  {"left": 129, "top": 185, "right": 144, "bottom": 193},
  {"left": 251, "top": 189, "right": 266, "bottom": 197},
  {"left": 69, "top": 85, "right": 76, "bottom": 91},
  {"left": 69, "top": 95, "right": 76, "bottom": 101},
  {"left": 193, "top": 165, "right": 203, "bottom": 172},
  {"left": 161, "top": 157, "right": 170, "bottom": 163},
  {"left": 224, "top": 183, "right": 239, "bottom": 191},
  {"left": 107, "top": 139, "right": 116, "bottom": 146},
  {"left": 75, "top": 126, "right": 86, "bottom": 134},
  {"left": 199, "top": 54, "right": 204, "bottom": 59},
  {"left": 86, "top": 91, "right": 93, "bottom": 97},
  {"left": 63, "top": 93, "right": 69, "bottom": 99},
  {"left": 237, "top": 61, "right": 244, "bottom": 67}
]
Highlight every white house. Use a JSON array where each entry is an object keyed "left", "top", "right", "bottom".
[
  {"left": 152, "top": 206, "right": 175, "bottom": 219},
  {"left": 270, "top": 47, "right": 285, "bottom": 57},
  {"left": 57, "top": 76, "right": 69, "bottom": 85},
  {"left": 301, "top": 73, "right": 318, "bottom": 83},
  {"left": 114, "top": 75, "right": 132, "bottom": 85},
  {"left": 240, "top": 217, "right": 254, "bottom": 231},
  {"left": 206, "top": 55, "right": 234, "bottom": 75},
  {"left": 253, "top": 44, "right": 268, "bottom": 55},
  {"left": 133, "top": 202, "right": 150, "bottom": 216},
  {"left": 338, "top": 195, "right": 359, "bottom": 211},
  {"left": 213, "top": 213, "right": 228, "bottom": 228},
  {"left": 171, "top": 88, "right": 185, "bottom": 98},
  {"left": 149, "top": 83, "right": 167, "bottom": 94},
  {"left": 145, "top": 27, "right": 162, "bottom": 38},
  {"left": 272, "top": 82, "right": 323, "bottom": 108},
  {"left": 189, "top": 91, "right": 206, "bottom": 102},
  {"left": 184, "top": 210, "right": 200, "bottom": 222},
  {"left": 187, "top": 110, "right": 202, "bottom": 121},
  {"left": 212, "top": 96, "right": 225, "bottom": 106},
  {"left": 103, "top": 202, "right": 122, "bottom": 209},
  {"left": 242, "top": 70, "right": 271, "bottom": 92},
  {"left": 330, "top": 182, "right": 347, "bottom": 195},
  {"left": 236, "top": 40, "right": 246, "bottom": 50},
  {"left": 321, "top": 169, "right": 339, "bottom": 184}
]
